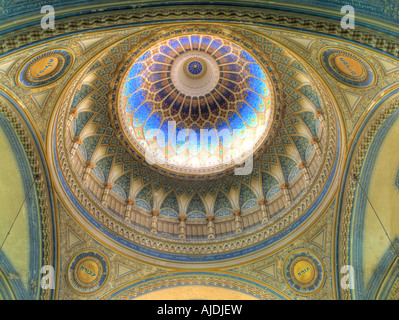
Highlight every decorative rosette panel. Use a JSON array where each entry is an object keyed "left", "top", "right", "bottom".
[
  {"left": 320, "top": 48, "right": 375, "bottom": 88},
  {"left": 17, "top": 49, "right": 73, "bottom": 88}
]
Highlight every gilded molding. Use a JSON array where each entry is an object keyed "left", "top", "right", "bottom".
[
  {"left": 0, "top": 6, "right": 398, "bottom": 58},
  {"left": 0, "top": 98, "right": 54, "bottom": 300},
  {"left": 112, "top": 274, "right": 282, "bottom": 300},
  {"left": 338, "top": 96, "right": 399, "bottom": 300}
]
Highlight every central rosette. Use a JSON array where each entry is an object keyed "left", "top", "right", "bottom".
[
  {"left": 187, "top": 60, "right": 203, "bottom": 75},
  {"left": 171, "top": 52, "right": 219, "bottom": 95},
  {"left": 118, "top": 34, "right": 274, "bottom": 176}
]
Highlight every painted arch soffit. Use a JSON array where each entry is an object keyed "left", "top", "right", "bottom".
[{"left": 336, "top": 94, "right": 399, "bottom": 300}]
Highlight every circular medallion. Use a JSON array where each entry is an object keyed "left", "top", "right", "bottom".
[
  {"left": 17, "top": 49, "right": 73, "bottom": 88},
  {"left": 76, "top": 259, "right": 100, "bottom": 284},
  {"left": 185, "top": 58, "right": 206, "bottom": 78},
  {"left": 333, "top": 55, "right": 363, "bottom": 77},
  {"left": 67, "top": 251, "right": 108, "bottom": 294},
  {"left": 29, "top": 56, "right": 60, "bottom": 78},
  {"left": 293, "top": 260, "right": 315, "bottom": 284},
  {"left": 320, "top": 48, "right": 374, "bottom": 88},
  {"left": 172, "top": 51, "right": 219, "bottom": 96},
  {"left": 283, "top": 250, "right": 324, "bottom": 295},
  {"left": 188, "top": 61, "right": 202, "bottom": 74}
]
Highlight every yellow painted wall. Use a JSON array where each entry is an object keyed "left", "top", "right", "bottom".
[
  {"left": 0, "top": 125, "right": 30, "bottom": 292},
  {"left": 363, "top": 120, "right": 399, "bottom": 283},
  {"left": 133, "top": 285, "right": 258, "bottom": 300}
]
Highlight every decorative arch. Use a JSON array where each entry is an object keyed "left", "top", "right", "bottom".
[
  {"left": 239, "top": 183, "right": 257, "bottom": 210},
  {"left": 261, "top": 171, "right": 281, "bottom": 199},
  {"left": 186, "top": 193, "right": 207, "bottom": 215},
  {"left": 213, "top": 190, "right": 233, "bottom": 215},
  {"left": 337, "top": 93, "right": 399, "bottom": 300},
  {"left": 104, "top": 272, "right": 289, "bottom": 300},
  {"left": 160, "top": 190, "right": 180, "bottom": 215},
  {"left": 0, "top": 92, "right": 55, "bottom": 300},
  {"left": 135, "top": 183, "right": 153, "bottom": 210}
]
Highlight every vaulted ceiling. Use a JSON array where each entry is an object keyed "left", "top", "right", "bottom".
[{"left": 0, "top": 1, "right": 398, "bottom": 301}]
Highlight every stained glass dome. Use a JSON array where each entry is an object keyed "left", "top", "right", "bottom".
[{"left": 118, "top": 34, "right": 275, "bottom": 176}]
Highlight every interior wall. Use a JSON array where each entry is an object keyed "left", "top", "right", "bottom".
[
  {"left": 351, "top": 104, "right": 399, "bottom": 300},
  {"left": 0, "top": 111, "right": 41, "bottom": 300}
]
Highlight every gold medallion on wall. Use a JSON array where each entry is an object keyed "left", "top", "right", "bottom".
[
  {"left": 16, "top": 49, "right": 74, "bottom": 88},
  {"left": 67, "top": 250, "right": 109, "bottom": 295},
  {"left": 320, "top": 48, "right": 375, "bottom": 88},
  {"left": 283, "top": 250, "right": 325, "bottom": 295}
]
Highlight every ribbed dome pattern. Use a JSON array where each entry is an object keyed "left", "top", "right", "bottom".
[{"left": 119, "top": 34, "right": 273, "bottom": 171}]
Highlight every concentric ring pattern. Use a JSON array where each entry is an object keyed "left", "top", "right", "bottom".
[
  {"left": 56, "top": 25, "right": 336, "bottom": 265},
  {"left": 118, "top": 34, "right": 273, "bottom": 175},
  {"left": 17, "top": 49, "right": 73, "bottom": 88},
  {"left": 320, "top": 48, "right": 375, "bottom": 88}
]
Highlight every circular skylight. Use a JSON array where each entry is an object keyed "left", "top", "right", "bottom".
[{"left": 118, "top": 34, "right": 275, "bottom": 176}]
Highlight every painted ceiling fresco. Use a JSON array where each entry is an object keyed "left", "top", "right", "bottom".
[
  {"left": 119, "top": 34, "right": 273, "bottom": 174},
  {"left": 63, "top": 25, "right": 329, "bottom": 250},
  {"left": 0, "top": 1, "right": 398, "bottom": 302}
]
